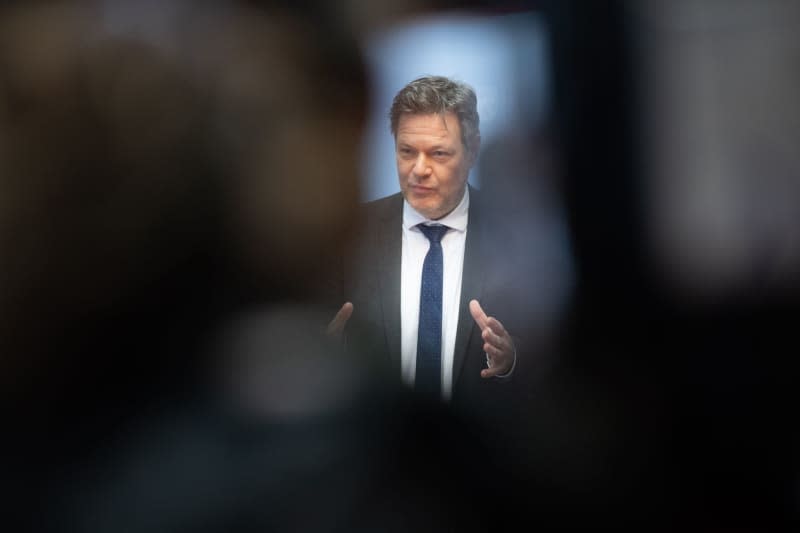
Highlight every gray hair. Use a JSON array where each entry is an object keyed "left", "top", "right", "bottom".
[{"left": 389, "top": 75, "right": 480, "bottom": 154}]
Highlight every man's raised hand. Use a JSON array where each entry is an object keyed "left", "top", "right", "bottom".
[{"left": 469, "top": 299, "right": 515, "bottom": 378}]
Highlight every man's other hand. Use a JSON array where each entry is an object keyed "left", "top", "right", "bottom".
[{"left": 469, "top": 299, "right": 515, "bottom": 378}]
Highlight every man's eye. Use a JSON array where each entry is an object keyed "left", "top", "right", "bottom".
[{"left": 433, "top": 151, "right": 447, "bottom": 157}]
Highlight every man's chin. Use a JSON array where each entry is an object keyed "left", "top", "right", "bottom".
[{"left": 405, "top": 198, "right": 440, "bottom": 219}]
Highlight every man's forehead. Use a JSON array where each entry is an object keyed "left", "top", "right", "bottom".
[{"left": 396, "top": 112, "right": 460, "bottom": 138}]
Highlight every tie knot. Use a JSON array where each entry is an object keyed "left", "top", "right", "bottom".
[{"left": 418, "top": 224, "right": 449, "bottom": 244}]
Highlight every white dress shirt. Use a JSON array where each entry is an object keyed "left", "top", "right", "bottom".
[{"left": 400, "top": 187, "right": 469, "bottom": 401}]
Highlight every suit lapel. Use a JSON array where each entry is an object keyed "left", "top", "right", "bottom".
[
  {"left": 453, "top": 186, "right": 486, "bottom": 388},
  {"left": 376, "top": 195, "right": 403, "bottom": 375}
]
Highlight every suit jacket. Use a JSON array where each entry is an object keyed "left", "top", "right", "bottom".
[{"left": 342, "top": 186, "right": 536, "bottom": 413}]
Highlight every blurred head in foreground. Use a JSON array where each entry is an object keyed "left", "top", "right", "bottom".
[{"left": 0, "top": 1, "right": 367, "bottom": 421}]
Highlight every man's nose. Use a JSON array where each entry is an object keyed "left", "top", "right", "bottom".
[{"left": 412, "top": 153, "right": 431, "bottom": 177}]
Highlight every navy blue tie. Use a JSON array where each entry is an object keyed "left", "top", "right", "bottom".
[{"left": 416, "top": 224, "right": 449, "bottom": 399}]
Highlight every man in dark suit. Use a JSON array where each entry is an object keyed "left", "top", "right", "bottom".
[{"left": 329, "top": 76, "right": 529, "bottom": 415}]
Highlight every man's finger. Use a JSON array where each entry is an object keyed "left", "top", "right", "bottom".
[
  {"left": 483, "top": 342, "right": 504, "bottom": 358},
  {"left": 481, "top": 327, "right": 507, "bottom": 350},
  {"left": 482, "top": 325, "right": 514, "bottom": 355},
  {"left": 485, "top": 316, "right": 508, "bottom": 337},
  {"left": 469, "top": 299, "right": 488, "bottom": 329},
  {"left": 326, "top": 302, "right": 353, "bottom": 336}
]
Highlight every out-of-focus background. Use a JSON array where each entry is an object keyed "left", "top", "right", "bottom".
[{"left": 1, "top": 0, "right": 798, "bottom": 530}]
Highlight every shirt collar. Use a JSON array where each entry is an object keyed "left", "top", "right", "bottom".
[{"left": 402, "top": 186, "right": 469, "bottom": 232}]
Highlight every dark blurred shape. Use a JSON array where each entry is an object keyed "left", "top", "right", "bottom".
[
  {"left": 0, "top": 0, "right": 372, "bottom": 430},
  {"left": 546, "top": 0, "right": 800, "bottom": 527},
  {"left": 0, "top": 0, "right": 221, "bottom": 424},
  {"left": 632, "top": 0, "right": 800, "bottom": 527},
  {"left": 0, "top": 0, "right": 367, "bottom": 529},
  {"left": 636, "top": 0, "right": 800, "bottom": 299}
]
